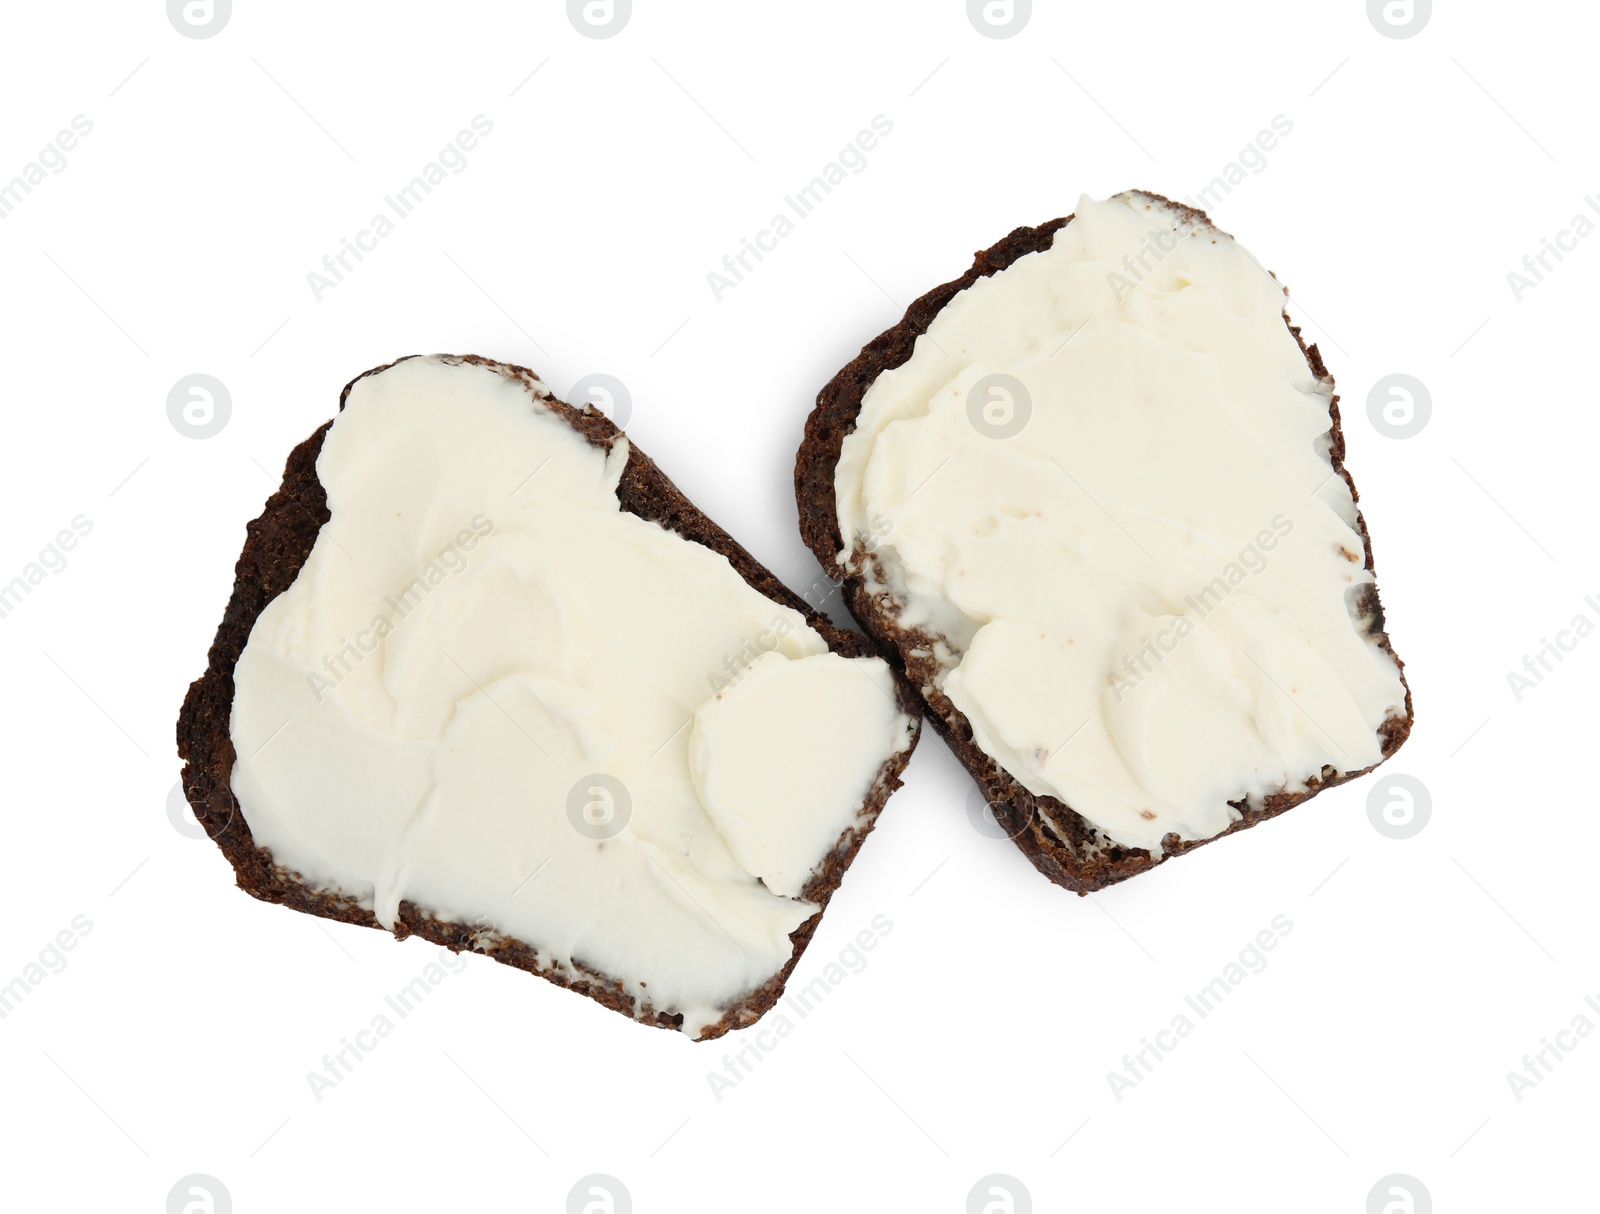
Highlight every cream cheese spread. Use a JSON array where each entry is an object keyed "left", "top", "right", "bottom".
[
  {"left": 230, "top": 355, "right": 913, "bottom": 1035},
  {"left": 833, "top": 192, "right": 1407, "bottom": 855}
]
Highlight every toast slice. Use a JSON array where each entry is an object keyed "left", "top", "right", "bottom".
[
  {"left": 796, "top": 191, "right": 1413, "bottom": 893},
  {"left": 178, "top": 354, "right": 919, "bottom": 1039}
]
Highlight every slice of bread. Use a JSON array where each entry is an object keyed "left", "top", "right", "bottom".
[
  {"left": 796, "top": 192, "right": 1414, "bottom": 893},
  {"left": 178, "top": 354, "right": 920, "bottom": 1039}
]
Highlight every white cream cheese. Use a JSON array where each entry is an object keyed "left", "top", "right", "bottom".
[
  {"left": 688, "top": 650, "right": 915, "bottom": 898},
  {"left": 833, "top": 192, "right": 1407, "bottom": 855},
  {"left": 230, "top": 355, "right": 912, "bottom": 1036}
]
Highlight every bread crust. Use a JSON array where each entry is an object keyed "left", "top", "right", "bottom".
[
  {"left": 794, "top": 196, "right": 1414, "bottom": 893},
  {"left": 177, "top": 354, "right": 921, "bottom": 1039}
]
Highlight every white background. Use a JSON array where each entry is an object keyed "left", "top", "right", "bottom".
[{"left": 0, "top": 1, "right": 1592, "bottom": 1210}]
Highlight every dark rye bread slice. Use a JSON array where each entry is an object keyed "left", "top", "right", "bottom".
[
  {"left": 178, "top": 354, "right": 921, "bottom": 1040},
  {"left": 795, "top": 195, "right": 1414, "bottom": 894}
]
